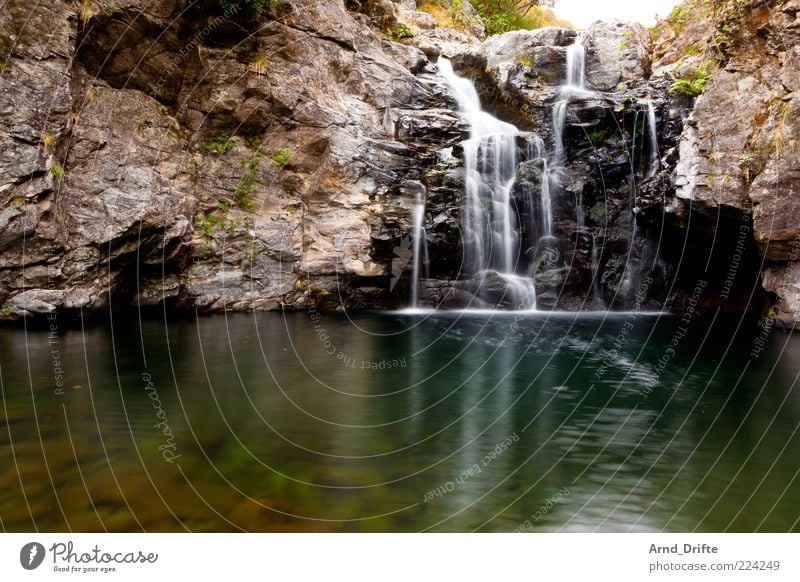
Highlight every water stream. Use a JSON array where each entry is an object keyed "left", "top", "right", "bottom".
[
  {"left": 429, "top": 35, "right": 659, "bottom": 313},
  {"left": 409, "top": 183, "right": 429, "bottom": 309},
  {"left": 438, "top": 58, "right": 536, "bottom": 310}
]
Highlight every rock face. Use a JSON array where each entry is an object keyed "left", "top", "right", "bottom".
[
  {"left": 0, "top": 0, "right": 465, "bottom": 317},
  {"left": 649, "top": 0, "right": 800, "bottom": 327},
  {"left": 416, "top": 20, "right": 673, "bottom": 311},
  {"left": 1, "top": 0, "right": 800, "bottom": 329}
]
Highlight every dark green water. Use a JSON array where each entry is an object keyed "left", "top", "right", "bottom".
[{"left": 1, "top": 310, "right": 799, "bottom": 532}]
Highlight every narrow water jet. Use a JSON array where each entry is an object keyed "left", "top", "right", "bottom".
[
  {"left": 409, "top": 184, "right": 429, "bottom": 309},
  {"left": 644, "top": 100, "right": 660, "bottom": 179}
]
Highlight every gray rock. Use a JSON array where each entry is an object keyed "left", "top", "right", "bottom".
[
  {"left": 762, "top": 263, "right": 800, "bottom": 330},
  {"left": 583, "top": 20, "right": 651, "bottom": 91}
]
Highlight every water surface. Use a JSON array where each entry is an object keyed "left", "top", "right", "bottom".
[{"left": 1, "top": 310, "right": 798, "bottom": 532}]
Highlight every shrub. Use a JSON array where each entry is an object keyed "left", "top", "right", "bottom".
[
  {"left": 51, "top": 164, "right": 65, "bottom": 179},
  {"left": 271, "top": 149, "right": 293, "bottom": 167},
  {"left": 585, "top": 127, "right": 611, "bottom": 144},
  {"left": 517, "top": 55, "right": 534, "bottom": 68},
  {"left": 390, "top": 23, "right": 415, "bottom": 39},
  {"left": 219, "top": 0, "right": 278, "bottom": 17},
  {"left": 234, "top": 147, "right": 264, "bottom": 211},
  {"left": 668, "top": 66, "right": 708, "bottom": 97},
  {"left": 249, "top": 54, "right": 269, "bottom": 75},
  {"left": 202, "top": 134, "right": 235, "bottom": 154},
  {"left": 472, "top": 1, "right": 570, "bottom": 35}
]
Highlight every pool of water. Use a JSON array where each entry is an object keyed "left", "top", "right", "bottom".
[{"left": 1, "top": 310, "right": 798, "bottom": 532}]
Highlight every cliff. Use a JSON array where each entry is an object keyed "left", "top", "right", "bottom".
[
  {"left": 0, "top": 0, "right": 460, "bottom": 316},
  {"left": 1, "top": 0, "right": 799, "bottom": 330}
]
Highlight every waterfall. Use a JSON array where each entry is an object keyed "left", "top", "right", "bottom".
[
  {"left": 630, "top": 109, "right": 642, "bottom": 189},
  {"left": 438, "top": 58, "right": 537, "bottom": 311},
  {"left": 630, "top": 101, "right": 660, "bottom": 180},
  {"left": 540, "top": 159, "right": 554, "bottom": 238},
  {"left": 591, "top": 234, "right": 604, "bottom": 309},
  {"left": 525, "top": 135, "right": 553, "bottom": 240},
  {"left": 552, "top": 100, "right": 568, "bottom": 163},
  {"left": 429, "top": 44, "right": 660, "bottom": 313},
  {"left": 553, "top": 35, "right": 588, "bottom": 155},
  {"left": 644, "top": 100, "right": 660, "bottom": 179},
  {"left": 409, "top": 184, "right": 429, "bottom": 309},
  {"left": 620, "top": 101, "right": 660, "bottom": 307},
  {"left": 565, "top": 35, "right": 586, "bottom": 90}
]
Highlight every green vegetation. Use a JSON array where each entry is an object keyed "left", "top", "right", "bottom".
[
  {"left": 683, "top": 44, "right": 703, "bottom": 57},
  {"left": 234, "top": 147, "right": 264, "bottom": 211},
  {"left": 196, "top": 214, "right": 219, "bottom": 237},
  {"left": 51, "top": 164, "right": 65, "bottom": 179},
  {"left": 517, "top": 55, "right": 534, "bottom": 68},
  {"left": 585, "top": 127, "right": 611, "bottom": 144},
  {"left": 0, "top": 59, "right": 9, "bottom": 74},
  {"left": 219, "top": 0, "right": 278, "bottom": 17},
  {"left": 195, "top": 213, "right": 235, "bottom": 256},
  {"left": 390, "top": 23, "right": 415, "bottom": 39},
  {"left": 418, "top": 0, "right": 482, "bottom": 32},
  {"left": 242, "top": 229, "right": 260, "bottom": 267},
  {"left": 668, "top": 66, "right": 708, "bottom": 98},
  {"left": 420, "top": 1, "right": 569, "bottom": 35},
  {"left": 271, "top": 148, "right": 293, "bottom": 167},
  {"left": 196, "top": 212, "right": 234, "bottom": 235},
  {"left": 738, "top": 154, "right": 754, "bottom": 183},
  {"left": 664, "top": 0, "right": 716, "bottom": 36},
  {"left": 202, "top": 134, "right": 235, "bottom": 154},
  {"left": 249, "top": 54, "right": 269, "bottom": 75},
  {"left": 472, "top": 0, "right": 570, "bottom": 35}
]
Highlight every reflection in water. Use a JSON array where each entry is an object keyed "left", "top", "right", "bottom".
[{"left": 1, "top": 311, "right": 799, "bottom": 532}]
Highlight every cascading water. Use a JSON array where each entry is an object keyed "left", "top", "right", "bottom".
[
  {"left": 553, "top": 35, "right": 587, "bottom": 159},
  {"left": 644, "top": 100, "right": 660, "bottom": 179},
  {"left": 552, "top": 100, "right": 568, "bottom": 163},
  {"left": 565, "top": 35, "right": 586, "bottom": 90},
  {"left": 621, "top": 101, "right": 660, "bottom": 302},
  {"left": 591, "top": 234, "right": 604, "bottom": 308},
  {"left": 552, "top": 34, "right": 588, "bottom": 228},
  {"left": 525, "top": 135, "right": 553, "bottom": 240},
  {"left": 425, "top": 41, "right": 661, "bottom": 313},
  {"left": 438, "top": 58, "right": 536, "bottom": 310},
  {"left": 539, "top": 159, "right": 554, "bottom": 238},
  {"left": 409, "top": 184, "right": 429, "bottom": 309}
]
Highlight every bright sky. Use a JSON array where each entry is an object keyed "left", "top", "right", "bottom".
[{"left": 553, "top": 0, "right": 683, "bottom": 28}]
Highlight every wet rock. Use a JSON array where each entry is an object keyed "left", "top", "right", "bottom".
[{"left": 762, "top": 263, "right": 800, "bottom": 330}]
